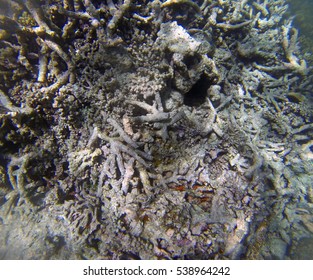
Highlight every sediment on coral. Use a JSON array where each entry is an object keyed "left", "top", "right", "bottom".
[{"left": 0, "top": 0, "right": 312, "bottom": 260}]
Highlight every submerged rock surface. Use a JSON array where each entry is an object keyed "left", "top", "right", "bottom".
[{"left": 0, "top": 0, "right": 312, "bottom": 259}]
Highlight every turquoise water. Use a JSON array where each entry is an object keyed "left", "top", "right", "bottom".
[{"left": 287, "top": 0, "right": 313, "bottom": 63}]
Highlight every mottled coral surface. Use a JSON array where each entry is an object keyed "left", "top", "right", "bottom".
[{"left": 0, "top": 0, "right": 312, "bottom": 259}]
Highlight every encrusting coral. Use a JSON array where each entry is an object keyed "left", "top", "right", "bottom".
[{"left": 0, "top": 0, "right": 312, "bottom": 259}]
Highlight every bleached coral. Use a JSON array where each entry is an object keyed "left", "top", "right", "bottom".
[{"left": 0, "top": 0, "right": 312, "bottom": 260}]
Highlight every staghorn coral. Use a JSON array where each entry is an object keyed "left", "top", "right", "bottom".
[{"left": 0, "top": 0, "right": 313, "bottom": 260}]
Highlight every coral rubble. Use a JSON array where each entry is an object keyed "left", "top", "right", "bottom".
[{"left": 0, "top": 0, "right": 312, "bottom": 259}]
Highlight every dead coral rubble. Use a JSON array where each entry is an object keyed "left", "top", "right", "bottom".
[{"left": 0, "top": 0, "right": 312, "bottom": 260}]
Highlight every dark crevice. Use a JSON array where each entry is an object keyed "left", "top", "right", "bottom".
[{"left": 184, "top": 73, "right": 211, "bottom": 107}]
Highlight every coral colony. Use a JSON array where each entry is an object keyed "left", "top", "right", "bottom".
[{"left": 0, "top": 0, "right": 312, "bottom": 259}]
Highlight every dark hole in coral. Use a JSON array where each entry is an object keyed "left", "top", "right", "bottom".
[
  {"left": 28, "top": 192, "right": 47, "bottom": 206},
  {"left": 50, "top": 8, "right": 67, "bottom": 29},
  {"left": 163, "top": 3, "right": 201, "bottom": 29},
  {"left": 28, "top": 155, "right": 55, "bottom": 181},
  {"left": 183, "top": 53, "right": 202, "bottom": 70},
  {"left": 88, "top": 238, "right": 101, "bottom": 251},
  {"left": 184, "top": 73, "right": 211, "bottom": 107},
  {"left": 164, "top": 49, "right": 173, "bottom": 63},
  {"left": 265, "top": 177, "right": 276, "bottom": 191}
]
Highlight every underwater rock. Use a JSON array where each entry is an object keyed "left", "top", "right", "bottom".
[
  {"left": 0, "top": 0, "right": 312, "bottom": 260},
  {"left": 269, "top": 238, "right": 288, "bottom": 260},
  {"left": 291, "top": 237, "right": 313, "bottom": 260}
]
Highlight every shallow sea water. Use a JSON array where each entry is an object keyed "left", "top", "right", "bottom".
[
  {"left": 287, "top": 0, "right": 313, "bottom": 62},
  {"left": 0, "top": 0, "right": 313, "bottom": 260}
]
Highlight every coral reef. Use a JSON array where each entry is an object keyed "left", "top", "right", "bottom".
[{"left": 0, "top": 0, "right": 312, "bottom": 259}]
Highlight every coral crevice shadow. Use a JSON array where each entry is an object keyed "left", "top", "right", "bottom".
[{"left": 183, "top": 74, "right": 211, "bottom": 107}]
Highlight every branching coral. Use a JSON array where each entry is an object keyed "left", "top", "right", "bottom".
[{"left": 0, "top": 0, "right": 312, "bottom": 260}]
